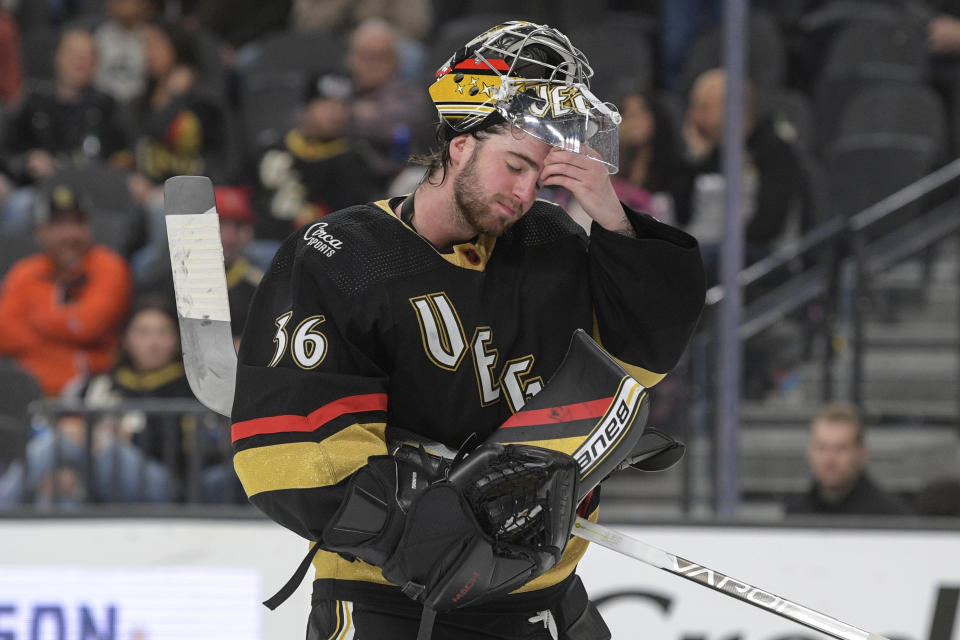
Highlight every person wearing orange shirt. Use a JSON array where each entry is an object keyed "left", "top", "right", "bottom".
[{"left": 0, "top": 182, "right": 132, "bottom": 396}]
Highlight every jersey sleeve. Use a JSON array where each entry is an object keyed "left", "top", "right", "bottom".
[
  {"left": 589, "top": 206, "right": 706, "bottom": 385},
  {"left": 231, "top": 238, "right": 390, "bottom": 542}
]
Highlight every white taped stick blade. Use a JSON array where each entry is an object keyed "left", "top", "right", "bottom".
[
  {"left": 163, "top": 176, "right": 238, "bottom": 418},
  {"left": 166, "top": 213, "right": 231, "bottom": 322}
]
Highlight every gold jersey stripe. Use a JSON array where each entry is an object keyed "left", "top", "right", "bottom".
[
  {"left": 591, "top": 314, "right": 666, "bottom": 388},
  {"left": 613, "top": 356, "right": 665, "bottom": 388},
  {"left": 234, "top": 422, "right": 387, "bottom": 496},
  {"left": 312, "top": 545, "right": 392, "bottom": 585}
]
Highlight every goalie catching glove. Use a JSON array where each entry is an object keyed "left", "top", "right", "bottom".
[{"left": 323, "top": 442, "right": 580, "bottom": 613}]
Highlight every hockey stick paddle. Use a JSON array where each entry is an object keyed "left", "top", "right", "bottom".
[
  {"left": 164, "top": 175, "right": 236, "bottom": 417},
  {"left": 572, "top": 518, "right": 891, "bottom": 640}
]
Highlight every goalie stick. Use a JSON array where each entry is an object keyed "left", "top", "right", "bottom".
[
  {"left": 164, "top": 175, "right": 891, "bottom": 640},
  {"left": 572, "top": 519, "right": 889, "bottom": 640}
]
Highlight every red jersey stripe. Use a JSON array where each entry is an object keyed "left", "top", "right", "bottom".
[
  {"left": 498, "top": 397, "right": 612, "bottom": 429},
  {"left": 231, "top": 393, "right": 388, "bottom": 442}
]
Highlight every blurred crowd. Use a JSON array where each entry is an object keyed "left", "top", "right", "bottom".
[{"left": 0, "top": 0, "right": 959, "bottom": 512}]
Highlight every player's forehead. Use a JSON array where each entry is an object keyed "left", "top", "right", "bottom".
[{"left": 483, "top": 127, "right": 552, "bottom": 169}]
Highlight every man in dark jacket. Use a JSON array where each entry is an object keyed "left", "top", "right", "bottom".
[{"left": 787, "top": 402, "right": 913, "bottom": 516}]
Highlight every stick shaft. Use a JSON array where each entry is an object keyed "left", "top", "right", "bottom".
[{"left": 572, "top": 518, "right": 888, "bottom": 640}]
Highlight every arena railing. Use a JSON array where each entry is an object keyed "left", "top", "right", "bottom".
[
  {"left": 686, "top": 156, "right": 960, "bottom": 514},
  {"left": 11, "top": 398, "right": 247, "bottom": 509}
]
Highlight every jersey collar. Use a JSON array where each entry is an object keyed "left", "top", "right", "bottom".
[{"left": 374, "top": 196, "right": 496, "bottom": 272}]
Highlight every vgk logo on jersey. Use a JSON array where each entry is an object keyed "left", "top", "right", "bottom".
[{"left": 410, "top": 292, "right": 543, "bottom": 413}]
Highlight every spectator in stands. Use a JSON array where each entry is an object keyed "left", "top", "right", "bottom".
[
  {"left": 212, "top": 186, "right": 264, "bottom": 342},
  {"left": 2, "top": 28, "right": 131, "bottom": 187},
  {"left": 927, "top": 2, "right": 960, "bottom": 56},
  {"left": 0, "top": 182, "right": 132, "bottom": 396},
  {"left": 289, "top": 0, "right": 432, "bottom": 79},
  {"left": 677, "top": 68, "right": 805, "bottom": 286},
  {"left": 76, "top": 295, "right": 193, "bottom": 501},
  {"left": 134, "top": 185, "right": 264, "bottom": 342},
  {"left": 0, "top": 6, "right": 22, "bottom": 105},
  {"left": 290, "top": 0, "right": 431, "bottom": 41},
  {"left": 24, "top": 413, "right": 89, "bottom": 508},
  {"left": 251, "top": 73, "right": 378, "bottom": 241},
  {"left": 93, "top": 0, "right": 157, "bottom": 105},
  {"left": 546, "top": 90, "right": 688, "bottom": 232},
  {"left": 345, "top": 18, "right": 433, "bottom": 186},
  {"left": 786, "top": 403, "right": 913, "bottom": 516},
  {"left": 614, "top": 90, "right": 688, "bottom": 224},
  {"left": 133, "top": 20, "right": 228, "bottom": 185}
]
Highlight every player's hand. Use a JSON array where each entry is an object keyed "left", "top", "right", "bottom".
[{"left": 539, "top": 147, "right": 630, "bottom": 234}]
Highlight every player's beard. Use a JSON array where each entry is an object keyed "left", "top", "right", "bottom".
[{"left": 453, "top": 146, "right": 522, "bottom": 237}]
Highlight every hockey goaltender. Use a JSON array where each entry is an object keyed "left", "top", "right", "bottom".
[{"left": 226, "top": 20, "right": 705, "bottom": 640}]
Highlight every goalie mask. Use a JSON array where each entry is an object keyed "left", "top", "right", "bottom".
[{"left": 429, "top": 21, "right": 622, "bottom": 173}]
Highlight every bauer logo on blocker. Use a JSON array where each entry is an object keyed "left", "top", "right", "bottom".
[{"left": 304, "top": 222, "right": 343, "bottom": 257}]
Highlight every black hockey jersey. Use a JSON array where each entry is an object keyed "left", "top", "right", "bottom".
[{"left": 231, "top": 196, "right": 705, "bottom": 608}]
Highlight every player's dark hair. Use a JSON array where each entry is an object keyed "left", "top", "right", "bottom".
[{"left": 411, "top": 123, "right": 509, "bottom": 186}]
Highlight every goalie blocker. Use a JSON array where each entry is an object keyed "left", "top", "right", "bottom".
[{"left": 317, "top": 330, "right": 682, "bottom": 639}]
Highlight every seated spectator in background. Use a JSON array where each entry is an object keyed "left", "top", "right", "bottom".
[
  {"left": 677, "top": 68, "right": 805, "bottom": 286},
  {"left": 289, "top": 0, "right": 432, "bottom": 80},
  {"left": 290, "top": 0, "right": 432, "bottom": 41},
  {"left": 213, "top": 186, "right": 264, "bottom": 341},
  {"left": 252, "top": 73, "right": 378, "bottom": 241},
  {"left": 551, "top": 90, "right": 689, "bottom": 233},
  {"left": 345, "top": 18, "right": 433, "bottom": 186},
  {"left": 2, "top": 29, "right": 131, "bottom": 188},
  {"left": 93, "top": 0, "right": 157, "bottom": 105},
  {"left": 615, "top": 91, "right": 689, "bottom": 225},
  {"left": 76, "top": 295, "right": 195, "bottom": 500},
  {"left": 135, "top": 185, "right": 263, "bottom": 341},
  {"left": 0, "top": 7, "right": 22, "bottom": 106},
  {"left": 0, "top": 182, "right": 132, "bottom": 396},
  {"left": 133, "top": 20, "right": 228, "bottom": 185},
  {"left": 786, "top": 403, "right": 913, "bottom": 516}
]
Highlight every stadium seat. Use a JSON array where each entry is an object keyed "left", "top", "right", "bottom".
[
  {"left": 754, "top": 87, "right": 816, "bottom": 153},
  {"left": 18, "top": 27, "right": 59, "bottom": 84},
  {"left": 0, "top": 360, "right": 42, "bottom": 426},
  {"left": 235, "top": 29, "right": 346, "bottom": 152},
  {"left": 825, "top": 82, "right": 948, "bottom": 233},
  {"left": 567, "top": 12, "right": 656, "bottom": 99},
  {"left": 677, "top": 9, "right": 786, "bottom": 97},
  {"left": 825, "top": 134, "right": 939, "bottom": 221},
  {"left": 813, "top": 19, "right": 929, "bottom": 151},
  {"left": 0, "top": 229, "right": 39, "bottom": 279},
  {"left": 423, "top": 13, "right": 516, "bottom": 79}
]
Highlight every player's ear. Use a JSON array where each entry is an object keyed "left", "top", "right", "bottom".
[{"left": 448, "top": 134, "right": 473, "bottom": 167}]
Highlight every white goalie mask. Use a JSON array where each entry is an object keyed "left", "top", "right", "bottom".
[{"left": 429, "top": 21, "right": 622, "bottom": 173}]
